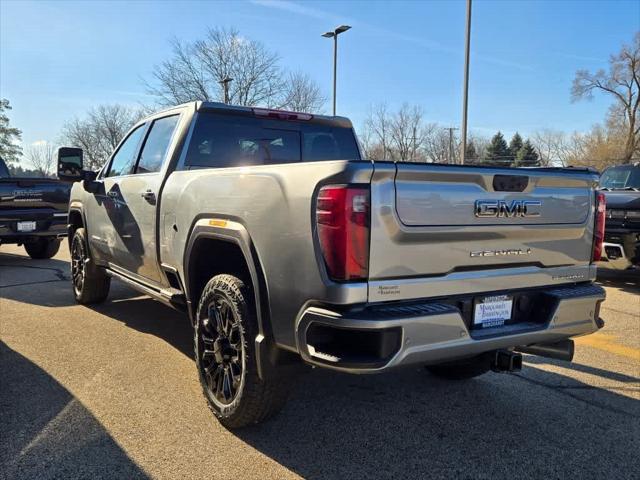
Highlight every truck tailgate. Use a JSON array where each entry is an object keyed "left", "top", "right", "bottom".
[
  {"left": 0, "top": 178, "right": 70, "bottom": 211},
  {"left": 368, "top": 163, "right": 599, "bottom": 301}
]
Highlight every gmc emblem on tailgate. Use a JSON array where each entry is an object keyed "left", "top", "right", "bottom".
[{"left": 474, "top": 200, "right": 541, "bottom": 218}]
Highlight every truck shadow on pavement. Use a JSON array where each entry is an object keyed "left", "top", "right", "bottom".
[
  {"left": 2, "top": 252, "right": 639, "bottom": 479},
  {"left": 237, "top": 364, "right": 639, "bottom": 479},
  {"left": 597, "top": 268, "right": 640, "bottom": 295},
  {"left": 0, "top": 341, "right": 149, "bottom": 480}
]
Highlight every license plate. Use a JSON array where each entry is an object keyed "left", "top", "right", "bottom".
[
  {"left": 474, "top": 295, "right": 513, "bottom": 328},
  {"left": 17, "top": 221, "right": 36, "bottom": 232}
]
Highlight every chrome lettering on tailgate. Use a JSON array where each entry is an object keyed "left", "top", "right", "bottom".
[
  {"left": 474, "top": 200, "right": 541, "bottom": 218},
  {"left": 470, "top": 248, "right": 532, "bottom": 257}
]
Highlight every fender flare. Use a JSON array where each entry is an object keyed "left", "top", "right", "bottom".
[
  {"left": 183, "top": 218, "right": 273, "bottom": 379},
  {"left": 67, "top": 204, "right": 93, "bottom": 258}
]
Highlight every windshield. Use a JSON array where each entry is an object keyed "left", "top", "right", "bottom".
[{"left": 599, "top": 166, "right": 640, "bottom": 190}]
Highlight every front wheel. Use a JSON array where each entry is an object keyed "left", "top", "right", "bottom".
[
  {"left": 24, "top": 237, "right": 61, "bottom": 259},
  {"left": 70, "top": 228, "right": 110, "bottom": 304},
  {"left": 195, "top": 274, "right": 291, "bottom": 428}
]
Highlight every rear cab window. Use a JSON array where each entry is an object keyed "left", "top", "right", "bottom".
[{"left": 184, "top": 112, "right": 361, "bottom": 168}]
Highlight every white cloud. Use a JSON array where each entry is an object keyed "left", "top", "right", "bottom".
[{"left": 250, "top": 0, "right": 340, "bottom": 21}]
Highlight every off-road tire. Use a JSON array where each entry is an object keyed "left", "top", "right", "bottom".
[
  {"left": 70, "top": 228, "right": 110, "bottom": 304},
  {"left": 195, "top": 274, "right": 291, "bottom": 428},
  {"left": 24, "top": 238, "right": 61, "bottom": 259},
  {"left": 426, "top": 353, "right": 492, "bottom": 380}
]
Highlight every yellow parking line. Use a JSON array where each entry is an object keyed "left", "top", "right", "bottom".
[{"left": 575, "top": 333, "right": 640, "bottom": 361}]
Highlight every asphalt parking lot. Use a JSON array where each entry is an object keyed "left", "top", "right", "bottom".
[{"left": 1, "top": 243, "right": 638, "bottom": 480}]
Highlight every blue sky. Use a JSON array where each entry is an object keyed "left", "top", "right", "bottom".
[{"left": 1, "top": 0, "right": 638, "bottom": 147}]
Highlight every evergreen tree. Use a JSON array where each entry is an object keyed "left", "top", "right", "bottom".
[
  {"left": 508, "top": 132, "right": 523, "bottom": 161},
  {"left": 484, "top": 131, "right": 511, "bottom": 166},
  {"left": 516, "top": 140, "right": 540, "bottom": 166},
  {"left": 0, "top": 99, "right": 22, "bottom": 165},
  {"left": 465, "top": 140, "right": 478, "bottom": 162}
]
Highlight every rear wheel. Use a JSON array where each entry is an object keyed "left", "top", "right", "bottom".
[
  {"left": 195, "top": 274, "right": 291, "bottom": 428},
  {"left": 24, "top": 237, "right": 61, "bottom": 259},
  {"left": 71, "top": 228, "right": 110, "bottom": 304},
  {"left": 426, "top": 353, "right": 492, "bottom": 380}
]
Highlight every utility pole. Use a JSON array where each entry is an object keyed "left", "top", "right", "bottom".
[
  {"left": 446, "top": 127, "right": 459, "bottom": 164},
  {"left": 322, "top": 25, "right": 351, "bottom": 116},
  {"left": 219, "top": 77, "right": 233, "bottom": 104},
  {"left": 459, "top": 0, "right": 472, "bottom": 164}
]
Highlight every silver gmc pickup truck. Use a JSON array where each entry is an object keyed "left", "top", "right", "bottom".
[{"left": 58, "top": 101, "right": 606, "bottom": 428}]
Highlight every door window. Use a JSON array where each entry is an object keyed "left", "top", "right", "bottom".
[
  {"left": 106, "top": 125, "right": 146, "bottom": 177},
  {"left": 136, "top": 115, "right": 180, "bottom": 174}
]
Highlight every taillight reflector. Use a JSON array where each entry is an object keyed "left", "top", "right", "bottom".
[
  {"left": 316, "top": 185, "right": 370, "bottom": 281},
  {"left": 592, "top": 191, "right": 606, "bottom": 262}
]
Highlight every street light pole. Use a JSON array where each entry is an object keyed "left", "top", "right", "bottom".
[
  {"left": 446, "top": 127, "right": 459, "bottom": 164},
  {"left": 459, "top": 0, "right": 472, "bottom": 165},
  {"left": 219, "top": 77, "right": 233, "bottom": 104},
  {"left": 322, "top": 25, "right": 351, "bottom": 116},
  {"left": 332, "top": 34, "right": 338, "bottom": 116}
]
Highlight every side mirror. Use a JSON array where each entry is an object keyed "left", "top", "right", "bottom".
[{"left": 57, "top": 147, "right": 84, "bottom": 182}]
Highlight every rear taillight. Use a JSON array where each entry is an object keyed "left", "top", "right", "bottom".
[
  {"left": 592, "top": 191, "right": 606, "bottom": 262},
  {"left": 316, "top": 185, "right": 370, "bottom": 281}
]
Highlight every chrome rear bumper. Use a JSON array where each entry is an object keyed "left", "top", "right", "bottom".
[
  {"left": 295, "top": 283, "right": 606, "bottom": 373},
  {"left": 598, "top": 242, "right": 633, "bottom": 270}
]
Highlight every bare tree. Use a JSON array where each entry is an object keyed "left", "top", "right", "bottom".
[
  {"left": 363, "top": 104, "right": 393, "bottom": 160},
  {"left": 145, "top": 28, "right": 325, "bottom": 112},
  {"left": 532, "top": 129, "right": 572, "bottom": 166},
  {"left": 362, "top": 103, "right": 432, "bottom": 162},
  {"left": 279, "top": 72, "right": 326, "bottom": 113},
  {"left": 390, "top": 104, "right": 428, "bottom": 162},
  {"left": 423, "top": 127, "right": 457, "bottom": 163},
  {"left": 61, "top": 104, "right": 142, "bottom": 170},
  {"left": 572, "top": 32, "right": 640, "bottom": 162},
  {"left": 24, "top": 141, "right": 56, "bottom": 177}
]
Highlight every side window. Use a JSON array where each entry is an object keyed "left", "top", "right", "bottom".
[
  {"left": 136, "top": 115, "right": 180, "bottom": 174},
  {"left": 106, "top": 125, "right": 146, "bottom": 177}
]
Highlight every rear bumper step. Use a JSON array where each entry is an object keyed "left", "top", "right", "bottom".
[{"left": 295, "top": 283, "right": 605, "bottom": 373}]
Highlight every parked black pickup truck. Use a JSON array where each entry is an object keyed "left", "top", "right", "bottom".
[
  {"left": 0, "top": 156, "right": 71, "bottom": 258},
  {"left": 598, "top": 163, "right": 640, "bottom": 270}
]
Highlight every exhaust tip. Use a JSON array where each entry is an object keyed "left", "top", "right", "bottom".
[{"left": 515, "top": 339, "right": 574, "bottom": 362}]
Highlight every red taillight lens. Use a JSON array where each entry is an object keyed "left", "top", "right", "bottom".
[
  {"left": 253, "top": 108, "right": 313, "bottom": 121},
  {"left": 592, "top": 191, "right": 606, "bottom": 262},
  {"left": 316, "top": 185, "right": 370, "bottom": 281}
]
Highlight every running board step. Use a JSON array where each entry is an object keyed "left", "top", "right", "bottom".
[
  {"left": 105, "top": 269, "right": 186, "bottom": 311},
  {"left": 160, "top": 287, "right": 186, "bottom": 306}
]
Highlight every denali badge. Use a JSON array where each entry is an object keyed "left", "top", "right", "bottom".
[
  {"left": 470, "top": 248, "right": 532, "bottom": 257},
  {"left": 474, "top": 200, "right": 541, "bottom": 218}
]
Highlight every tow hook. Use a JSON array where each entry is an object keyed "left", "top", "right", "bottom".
[{"left": 492, "top": 350, "right": 523, "bottom": 373}]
